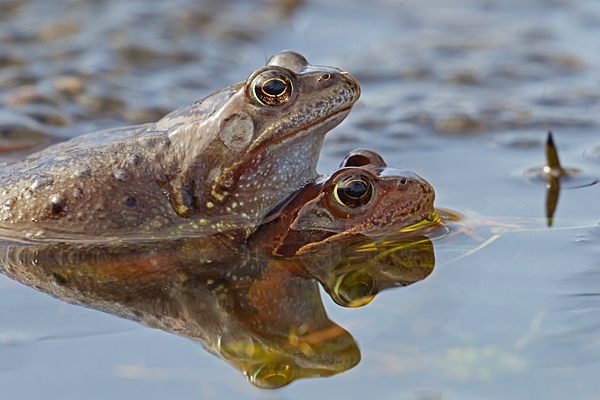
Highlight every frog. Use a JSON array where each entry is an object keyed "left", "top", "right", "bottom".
[
  {"left": 249, "top": 148, "right": 437, "bottom": 257},
  {"left": 0, "top": 51, "right": 360, "bottom": 241}
]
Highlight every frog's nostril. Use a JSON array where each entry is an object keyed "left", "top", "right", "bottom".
[{"left": 318, "top": 73, "right": 331, "bottom": 82}]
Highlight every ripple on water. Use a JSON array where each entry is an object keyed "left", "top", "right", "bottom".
[
  {"left": 9, "top": 104, "right": 72, "bottom": 127},
  {"left": 0, "top": 67, "right": 37, "bottom": 89},
  {"left": 0, "top": 0, "right": 600, "bottom": 397},
  {"left": 0, "top": 110, "right": 50, "bottom": 151},
  {"left": 517, "top": 166, "right": 599, "bottom": 189},
  {"left": 434, "top": 114, "right": 486, "bottom": 134}
]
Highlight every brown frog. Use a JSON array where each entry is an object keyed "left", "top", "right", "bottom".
[
  {"left": 0, "top": 51, "right": 360, "bottom": 241},
  {"left": 250, "top": 149, "right": 436, "bottom": 257}
]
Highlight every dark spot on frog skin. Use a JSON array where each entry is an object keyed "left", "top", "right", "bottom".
[
  {"left": 124, "top": 196, "right": 137, "bottom": 207},
  {"left": 50, "top": 194, "right": 67, "bottom": 215}
]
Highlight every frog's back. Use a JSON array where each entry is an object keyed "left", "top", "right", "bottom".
[
  {"left": 0, "top": 123, "right": 182, "bottom": 241},
  {"left": 32, "top": 124, "right": 152, "bottom": 158},
  {"left": 0, "top": 88, "right": 243, "bottom": 241}
]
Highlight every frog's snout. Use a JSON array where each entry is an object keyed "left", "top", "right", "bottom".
[
  {"left": 395, "top": 171, "right": 421, "bottom": 188},
  {"left": 342, "top": 73, "right": 361, "bottom": 101}
]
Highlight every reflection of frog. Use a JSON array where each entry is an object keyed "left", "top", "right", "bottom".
[
  {"left": 0, "top": 231, "right": 362, "bottom": 390},
  {"left": 0, "top": 150, "right": 437, "bottom": 389},
  {"left": 0, "top": 51, "right": 360, "bottom": 241},
  {"left": 298, "top": 235, "right": 436, "bottom": 308}
]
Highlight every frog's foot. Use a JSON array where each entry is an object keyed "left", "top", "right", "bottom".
[
  {"left": 160, "top": 176, "right": 196, "bottom": 218},
  {"left": 211, "top": 166, "right": 236, "bottom": 204}
]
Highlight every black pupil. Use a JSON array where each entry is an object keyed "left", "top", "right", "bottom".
[
  {"left": 343, "top": 180, "right": 368, "bottom": 198},
  {"left": 263, "top": 79, "right": 286, "bottom": 96}
]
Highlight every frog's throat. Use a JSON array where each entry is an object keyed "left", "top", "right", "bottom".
[{"left": 210, "top": 106, "right": 353, "bottom": 205}]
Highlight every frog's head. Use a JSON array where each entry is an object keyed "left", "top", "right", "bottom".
[
  {"left": 263, "top": 150, "right": 436, "bottom": 256},
  {"left": 295, "top": 149, "right": 435, "bottom": 234},
  {"left": 236, "top": 51, "right": 360, "bottom": 154},
  {"left": 200, "top": 51, "right": 360, "bottom": 222}
]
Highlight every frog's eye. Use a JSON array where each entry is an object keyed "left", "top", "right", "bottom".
[
  {"left": 251, "top": 70, "right": 293, "bottom": 107},
  {"left": 333, "top": 174, "right": 374, "bottom": 208}
]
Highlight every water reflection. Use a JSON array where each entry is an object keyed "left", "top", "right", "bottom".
[
  {"left": 298, "top": 235, "right": 435, "bottom": 308},
  {"left": 0, "top": 149, "right": 441, "bottom": 388},
  {"left": 520, "top": 132, "right": 598, "bottom": 226},
  {"left": 0, "top": 230, "right": 437, "bottom": 388}
]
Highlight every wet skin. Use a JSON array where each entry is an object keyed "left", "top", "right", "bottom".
[{"left": 0, "top": 51, "right": 360, "bottom": 241}]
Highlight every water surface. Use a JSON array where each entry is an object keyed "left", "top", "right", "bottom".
[{"left": 2, "top": 0, "right": 600, "bottom": 399}]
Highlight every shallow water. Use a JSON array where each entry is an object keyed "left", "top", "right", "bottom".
[{"left": 2, "top": 0, "right": 600, "bottom": 399}]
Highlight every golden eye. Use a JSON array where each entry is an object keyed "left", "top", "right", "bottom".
[
  {"left": 251, "top": 70, "right": 293, "bottom": 107},
  {"left": 251, "top": 362, "right": 294, "bottom": 389},
  {"left": 333, "top": 270, "right": 376, "bottom": 308},
  {"left": 333, "top": 174, "right": 373, "bottom": 208}
]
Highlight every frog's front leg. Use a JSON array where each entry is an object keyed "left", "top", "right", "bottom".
[{"left": 160, "top": 175, "right": 197, "bottom": 218}]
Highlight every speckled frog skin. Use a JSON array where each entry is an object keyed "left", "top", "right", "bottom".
[{"left": 0, "top": 51, "right": 360, "bottom": 241}]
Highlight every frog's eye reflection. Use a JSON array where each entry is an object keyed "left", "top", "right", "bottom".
[
  {"left": 250, "top": 362, "right": 294, "bottom": 389},
  {"left": 334, "top": 174, "right": 374, "bottom": 208},
  {"left": 333, "top": 270, "right": 377, "bottom": 307},
  {"left": 251, "top": 70, "right": 293, "bottom": 107}
]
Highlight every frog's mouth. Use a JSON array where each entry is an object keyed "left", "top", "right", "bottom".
[{"left": 248, "top": 105, "right": 354, "bottom": 152}]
